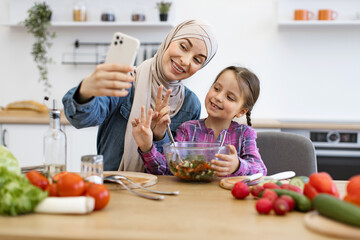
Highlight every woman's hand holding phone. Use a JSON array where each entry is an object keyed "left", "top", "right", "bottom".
[
  {"left": 78, "top": 63, "right": 135, "bottom": 103},
  {"left": 77, "top": 32, "right": 139, "bottom": 103}
]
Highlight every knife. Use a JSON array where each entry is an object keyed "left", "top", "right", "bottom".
[{"left": 241, "top": 172, "right": 264, "bottom": 185}]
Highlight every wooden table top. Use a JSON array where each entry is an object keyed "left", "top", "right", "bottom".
[{"left": 0, "top": 177, "right": 348, "bottom": 240}]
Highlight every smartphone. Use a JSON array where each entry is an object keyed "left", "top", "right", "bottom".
[{"left": 105, "top": 32, "right": 140, "bottom": 66}]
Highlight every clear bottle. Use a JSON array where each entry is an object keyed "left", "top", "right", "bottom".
[{"left": 43, "top": 100, "right": 67, "bottom": 181}]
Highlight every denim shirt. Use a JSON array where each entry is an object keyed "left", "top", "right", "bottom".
[{"left": 62, "top": 83, "right": 201, "bottom": 171}]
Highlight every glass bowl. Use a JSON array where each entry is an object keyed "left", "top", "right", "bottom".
[{"left": 163, "top": 142, "right": 230, "bottom": 182}]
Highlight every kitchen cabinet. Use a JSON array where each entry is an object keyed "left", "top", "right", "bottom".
[
  {"left": 278, "top": 0, "right": 360, "bottom": 28},
  {"left": 0, "top": 124, "right": 48, "bottom": 168},
  {"left": 0, "top": 123, "right": 98, "bottom": 172},
  {"left": 64, "top": 125, "right": 98, "bottom": 172}
]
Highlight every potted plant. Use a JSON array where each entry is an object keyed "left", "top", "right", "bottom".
[
  {"left": 23, "top": 2, "right": 56, "bottom": 95},
  {"left": 156, "top": 1, "right": 172, "bottom": 21}
]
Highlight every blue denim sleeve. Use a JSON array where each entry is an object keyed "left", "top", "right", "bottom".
[{"left": 62, "top": 83, "right": 118, "bottom": 128}]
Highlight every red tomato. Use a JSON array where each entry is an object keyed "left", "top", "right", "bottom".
[
  {"left": 347, "top": 175, "right": 360, "bottom": 196},
  {"left": 303, "top": 182, "right": 318, "bottom": 201},
  {"left": 86, "top": 183, "right": 110, "bottom": 210},
  {"left": 52, "top": 171, "right": 69, "bottom": 183},
  {"left": 26, "top": 171, "right": 49, "bottom": 190},
  {"left": 309, "top": 172, "right": 333, "bottom": 193},
  {"left": 46, "top": 183, "right": 58, "bottom": 196},
  {"left": 56, "top": 173, "right": 85, "bottom": 197},
  {"left": 309, "top": 172, "right": 339, "bottom": 197},
  {"left": 344, "top": 175, "right": 360, "bottom": 206}
]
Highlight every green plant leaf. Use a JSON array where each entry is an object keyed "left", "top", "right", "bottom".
[{"left": 23, "top": 2, "right": 56, "bottom": 95}]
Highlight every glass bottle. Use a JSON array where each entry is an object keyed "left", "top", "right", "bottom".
[
  {"left": 43, "top": 100, "right": 67, "bottom": 181},
  {"left": 73, "top": 1, "right": 87, "bottom": 22}
]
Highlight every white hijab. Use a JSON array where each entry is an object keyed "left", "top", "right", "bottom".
[{"left": 119, "top": 19, "right": 218, "bottom": 171}]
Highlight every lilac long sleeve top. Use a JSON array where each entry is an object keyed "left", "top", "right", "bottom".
[{"left": 138, "top": 119, "right": 267, "bottom": 177}]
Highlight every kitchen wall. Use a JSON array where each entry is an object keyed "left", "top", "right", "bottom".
[{"left": 1, "top": 0, "right": 360, "bottom": 121}]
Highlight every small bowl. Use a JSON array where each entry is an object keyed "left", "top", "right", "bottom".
[{"left": 163, "top": 142, "right": 230, "bottom": 182}]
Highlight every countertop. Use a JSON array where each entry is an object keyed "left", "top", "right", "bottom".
[
  {"left": 0, "top": 110, "right": 70, "bottom": 125},
  {"left": 1, "top": 110, "right": 360, "bottom": 130},
  {"left": 0, "top": 176, "right": 348, "bottom": 240}
]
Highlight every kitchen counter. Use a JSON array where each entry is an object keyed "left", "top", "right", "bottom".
[
  {"left": 0, "top": 177, "right": 348, "bottom": 240},
  {"left": 1, "top": 110, "right": 360, "bottom": 130},
  {"left": 0, "top": 110, "right": 70, "bottom": 125}
]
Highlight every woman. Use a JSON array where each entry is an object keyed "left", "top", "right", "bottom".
[{"left": 62, "top": 19, "right": 218, "bottom": 171}]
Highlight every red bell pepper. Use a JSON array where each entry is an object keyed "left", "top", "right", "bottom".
[{"left": 303, "top": 172, "right": 340, "bottom": 200}]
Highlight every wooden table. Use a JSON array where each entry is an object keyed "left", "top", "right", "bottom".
[{"left": 0, "top": 177, "right": 347, "bottom": 240}]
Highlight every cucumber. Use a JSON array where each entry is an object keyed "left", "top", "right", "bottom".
[
  {"left": 313, "top": 194, "right": 360, "bottom": 227},
  {"left": 272, "top": 189, "right": 312, "bottom": 212},
  {"left": 289, "top": 176, "right": 308, "bottom": 191}
]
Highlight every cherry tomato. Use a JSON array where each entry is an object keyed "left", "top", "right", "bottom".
[
  {"left": 25, "top": 170, "right": 49, "bottom": 190},
  {"left": 46, "top": 183, "right": 58, "bottom": 196},
  {"left": 56, "top": 173, "right": 85, "bottom": 197},
  {"left": 86, "top": 183, "right": 110, "bottom": 210},
  {"left": 52, "top": 171, "right": 69, "bottom": 183}
]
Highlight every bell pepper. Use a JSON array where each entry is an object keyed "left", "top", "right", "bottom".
[
  {"left": 303, "top": 172, "right": 340, "bottom": 201},
  {"left": 344, "top": 175, "right": 360, "bottom": 207}
]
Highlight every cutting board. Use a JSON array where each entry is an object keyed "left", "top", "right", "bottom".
[
  {"left": 103, "top": 171, "right": 158, "bottom": 190},
  {"left": 304, "top": 211, "right": 360, "bottom": 239},
  {"left": 219, "top": 176, "right": 290, "bottom": 190}
]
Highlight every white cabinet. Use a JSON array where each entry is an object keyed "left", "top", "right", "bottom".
[
  {"left": 0, "top": 124, "right": 48, "bottom": 168},
  {"left": 65, "top": 125, "right": 98, "bottom": 173},
  {"left": 0, "top": 123, "right": 98, "bottom": 172}
]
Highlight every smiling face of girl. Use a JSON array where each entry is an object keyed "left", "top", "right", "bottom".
[
  {"left": 161, "top": 37, "right": 207, "bottom": 81},
  {"left": 205, "top": 70, "right": 248, "bottom": 122}
]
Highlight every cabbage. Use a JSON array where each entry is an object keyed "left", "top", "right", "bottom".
[
  {"left": 0, "top": 145, "right": 20, "bottom": 175},
  {"left": 0, "top": 167, "right": 48, "bottom": 216},
  {"left": 0, "top": 147, "right": 47, "bottom": 216}
]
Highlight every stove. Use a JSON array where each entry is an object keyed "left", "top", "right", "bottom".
[{"left": 281, "top": 129, "right": 360, "bottom": 180}]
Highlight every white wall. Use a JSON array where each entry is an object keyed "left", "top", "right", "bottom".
[{"left": 1, "top": 0, "right": 360, "bottom": 121}]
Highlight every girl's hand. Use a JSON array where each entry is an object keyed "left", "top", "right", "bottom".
[
  {"left": 151, "top": 85, "right": 172, "bottom": 140},
  {"left": 211, "top": 145, "right": 240, "bottom": 176},
  {"left": 131, "top": 106, "right": 153, "bottom": 152},
  {"left": 78, "top": 63, "right": 135, "bottom": 103}
]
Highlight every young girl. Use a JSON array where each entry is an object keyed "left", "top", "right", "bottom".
[
  {"left": 62, "top": 19, "right": 217, "bottom": 172},
  {"left": 132, "top": 66, "right": 267, "bottom": 177}
]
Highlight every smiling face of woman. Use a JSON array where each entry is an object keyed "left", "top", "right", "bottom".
[{"left": 161, "top": 37, "right": 207, "bottom": 81}]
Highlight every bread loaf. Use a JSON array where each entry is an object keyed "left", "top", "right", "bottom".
[{"left": 5, "top": 100, "right": 48, "bottom": 112}]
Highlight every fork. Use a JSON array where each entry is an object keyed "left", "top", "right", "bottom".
[
  {"left": 103, "top": 177, "right": 165, "bottom": 201},
  {"left": 104, "top": 175, "right": 179, "bottom": 195},
  {"left": 166, "top": 124, "right": 184, "bottom": 163}
]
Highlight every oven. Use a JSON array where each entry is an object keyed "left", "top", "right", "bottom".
[{"left": 281, "top": 129, "right": 360, "bottom": 180}]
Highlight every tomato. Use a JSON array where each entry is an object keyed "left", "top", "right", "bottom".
[
  {"left": 303, "top": 182, "right": 318, "bottom": 201},
  {"left": 344, "top": 193, "right": 360, "bottom": 207},
  {"left": 56, "top": 173, "right": 85, "bottom": 197},
  {"left": 52, "top": 171, "right": 69, "bottom": 183},
  {"left": 309, "top": 172, "right": 339, "bottom": 197},
  {"left": 46, "top": 183, "right": 58, "bottom": 196},
  {"left": 347, "top": 175, "right": 360, "bottom": 196},
  {"left": 86, "top": 183, "right": 110, "bottom": 210},
  {"left": 26, "top": 170, "right": 49, "bottom": 190},
  {"left": 344, "top": 175, "right": 360, "bottom": 206}
]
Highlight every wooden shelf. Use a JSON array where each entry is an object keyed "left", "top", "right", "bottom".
[
  {"left": 6, "top": 21, "right": 175, "bottom": 28},
  {"left": 279, "top": 20, "right": 360, "bottom": 27}
]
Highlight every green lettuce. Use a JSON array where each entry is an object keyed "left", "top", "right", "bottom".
[
  {"left": 0, "top": 167, "right": 48, "bottom": 216},
  {"left": 0, "top": 145, "right": 20, "bottom": 175}
]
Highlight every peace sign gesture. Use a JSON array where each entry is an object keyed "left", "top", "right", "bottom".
[
  {"left": 151, "top": 85, "right": 172, "bottom": 140},
  {"left": 132, "top": 106, "right": 154, "bottom": 153}
]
